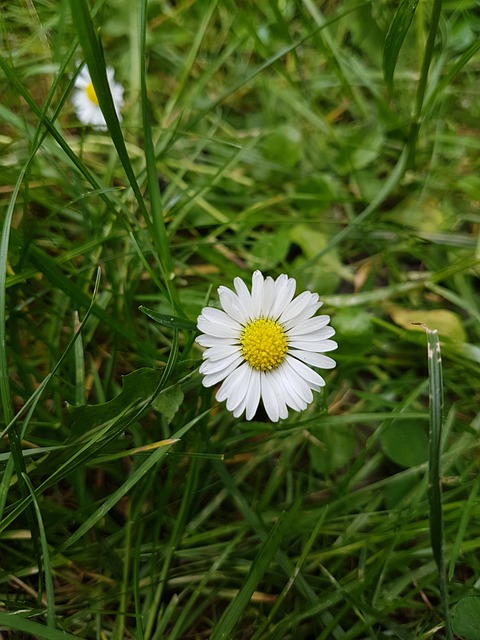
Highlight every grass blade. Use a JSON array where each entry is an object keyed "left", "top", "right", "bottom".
[
  {"left": 0, "top": 166, "right": 43, "bottom": 565},
  {"left": 54, "top": 411, "right": 207, "bottom": 556},
  {"left": 0, "top": 613, "right": 80, "bottom": 640},
  {"left": 139, "top": 305, "right": 197, "bottom": 331},
  {"left": 67, "top": 0, "right": 150, "bottom": 225},
  {"left": 383, "top": 0, "right": 420, "bottom": 92},
  {"left": 139, "top": 0, "right": 176, "bottom": 294},
  {"left": 209, "top": 510, "right": 293, "bottom": 640},
  {"left": 420, "top": 324, "right": 453, "bottom": 639},
  {"left": 22, "top": 474, "right": 55, "bottom": 628},
  {"left": 408, "top": 0, "right": 443, "bottom": 164}
]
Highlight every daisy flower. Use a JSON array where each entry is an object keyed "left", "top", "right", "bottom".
[
  {"left": 71, "top": 65, "right": 124, "bottom": 130},
  {"left": 196, "top": 270, "right": 338, "bottom": 422}
]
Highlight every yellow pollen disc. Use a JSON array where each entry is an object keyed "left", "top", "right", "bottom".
[
  {"left": 85, "top": 82, "right": 99, "bottom": 106},
  {"left": 240, "top": 318, "right": 288, "bottom": 372}
]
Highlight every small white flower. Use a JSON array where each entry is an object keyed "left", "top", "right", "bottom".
[
  {"left": 196, "top": 270, "right": 338, "bottom": 422},
  {"left": 71, "top": 65, "right": 124, "bottom": 130}
]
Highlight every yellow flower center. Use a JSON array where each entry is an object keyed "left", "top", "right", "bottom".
[
  {"left": 85, "top": 82, "right": 99, "bottom": 106},
  {"left": 240, "top": 318, "right": 288, "bottom": 372}
]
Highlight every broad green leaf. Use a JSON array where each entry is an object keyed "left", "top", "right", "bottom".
[
  {"left": 389, "top": 307, "right": 467, "bottom": 343},
  {"left": 458, "top": 174, "right": 480, "bottom": 200},
  {"left": 385, "top": 197, "right": 448, "bottom": 232},
  {"left": 68, "top": 367, "right": 164, "bottom": 435},
  {"left": 383, "top": 472, "right": 423, "bottom": 510},
  {"left": 380, "top": 419, "right": 428, "bottom": 468},
  {"left": 153, "top": 384, "right": 185, "bottom": 424},
  {"left": 249, "top": 227, "right": 290, "bottom": 271},
  {"left": 308, "top": 423, "right": 355, "bottom": 474},
  {"left": 383, "top": 0, "right": 419, "bottom": 92},
  {"left": 452, "top": 596, "right": 480, "bottom": 639},
  {"left": 332, "top": 308, "right": 373, "bottom": 348},
  {"left": 290, "top": 223, "right": 342, "bottom": 294},
  {"left": 261, "top": 124, "right": 303, "bottom": 168}
]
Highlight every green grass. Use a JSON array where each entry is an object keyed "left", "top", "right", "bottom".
[{"left": 1, "top": 0, "right": 480, "bottom": 638}]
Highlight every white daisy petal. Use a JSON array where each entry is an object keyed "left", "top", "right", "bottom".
[
  {"left": 202, "top": 345, "right": 241, "bottom": 361},
  {"left": 260, "top": 374, "right": 281, "bottom": 422},
  {"left": 196, "top": 334, "right": 238, "bottom": 348},
  {"left": 227, "top": 368, "right": 250, "bottom": 413},
  {"left": 288, "top": 336, "right": 337, "bottom": 351},
  {"left": 233, "top": 277, "right": 254, "bottom": 319},
  {"left": 279, "top": 291, "right": 317, "bottom": 323},
  {"left": 216, "top": 362, "right": 250, "bottom": 403},
  {"left": 285, "top": 355, "right": 326, "bottom": 389},
  {"left": 251, "top": 271, "right": 264, "bottom": 317},
  {"left": 287, "top": 316, "right": 332, "bottom": 336},
  {"left": 281, "top": 298, "right": 323, "bottom": 330},
  {"left": 75, "top": 67, "right": 90, "bottom": 87},
  {"left": 202, "top": 359, "right": 242, "bottom": 387},
  {"left": 197, "top": 315, "right": 238, "bottom": 339},
  {"left": 220, "top": 362, "right": 252, "bottom": 412},
  {"left": 196, "top": 271, "right": 337, "bottom": 421},
  {"left": 200, "top": 307, "right": 242, "bottom": 331},
  {"left": 271, "top": 275, "right": 296, "bottom": 319},
  {"left": 316, "top": 339, "right": 338, "bottom": 352},
  {"left": 290, "top": 350, "right": 337, "bottom": 369},
  {"left": 230, "top": 367, "right": 256, "bottom": 417},
  {"left": 200, "top": 352, "right": 243, "bottom": 375},
  {"left": 261, "top": 276, "right": 277, "bottom": 317},
  {"left": 272, "top": 365, "right": 308, "bottom": 412},
  {"left": 279, "top": 362, "right": 313, "bottom": 405},
  {"left": 273, "top": 379, "right": 290, "bottom": 420},
  {"left": 245, "top": 370, "right": 262, "bottom": 420},
  {"left": 265, "top": 372, "right": 289, "bottom": 421},
  {"left": 218, "top": 286, "right": 249, "bottom": 324}
]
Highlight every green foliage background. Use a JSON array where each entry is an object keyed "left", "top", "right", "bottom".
[{"left": 1, "top": 0, "right": 480, "bottom": 638}]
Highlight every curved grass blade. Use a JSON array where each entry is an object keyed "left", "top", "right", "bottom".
[
  {"left": 383, "top": 0, "right": 419, "bottom": 92},
  {"left": 250, "top": 507, "right": 328, "bottom": 640},
  {"left": 139, "top": 305, "right": 197, "bottom": 332},
  {"left": 0, "top": 613, "right": 80, "bottom": 640},
  {"left": 295, "top": 145, "right": 409, "bottom": 274},
  {"left": 68, "top": 0, "right": 150, "bottom": 225},
  {"left": 209, "top": 510, "right": 293, "bottom": 640},
  {"left": 0, "top": 56, "right": 122, "bottom": 220},
  {"left": 54, "top": 410, "right": 207, "bottom": 557},
  {"left": 413, "top": 0, "right": 443, "bottom": 120},
  {"left": 423, "top": 38, "right": 480, "bottom": 117},
  {"left": 408, "top": 0, "right": 443, "bottom": 165},
  {"left": 0, "top": 269, "right": 101, "bottom": 441},
  {"left": 22, "top": 474, "right": 55, "bottom": 628},
  {"left": 0, "top": 164, "right": 43, "bottom": 564}
]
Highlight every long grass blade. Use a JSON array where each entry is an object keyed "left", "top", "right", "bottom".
[
  {"left": 139, "top": 0, "right": 175, "bottom": 293},
  {"left": 22, "top": 474, "right": 55, "bottom": 628},
  {"left": 408, "top": 0, "right": 444, "bottom": 164},
  {"left": 0, "top": 164, "right": 42, "bottom": 563},
  {"left": 421, "top": 324, "right": 453, "bottom": 639},
  {"left": 54, "top": 411, "right": 207, "bottom": 557},
  {"left": 209, "top": 510, "right": 292, "bottom": 640},
  {"left": 67, "top": 0, "right": 150, "bottom": 224},
  {"left": 0, "top": 613, "right": 80, "bottom": 640},
  {"left": 383, "top": 0, "right": 420, "bottom": 92}
]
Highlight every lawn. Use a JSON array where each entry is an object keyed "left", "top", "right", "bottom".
[{"left": 1, "top": 0, "right": 480, "bottom": 638}]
